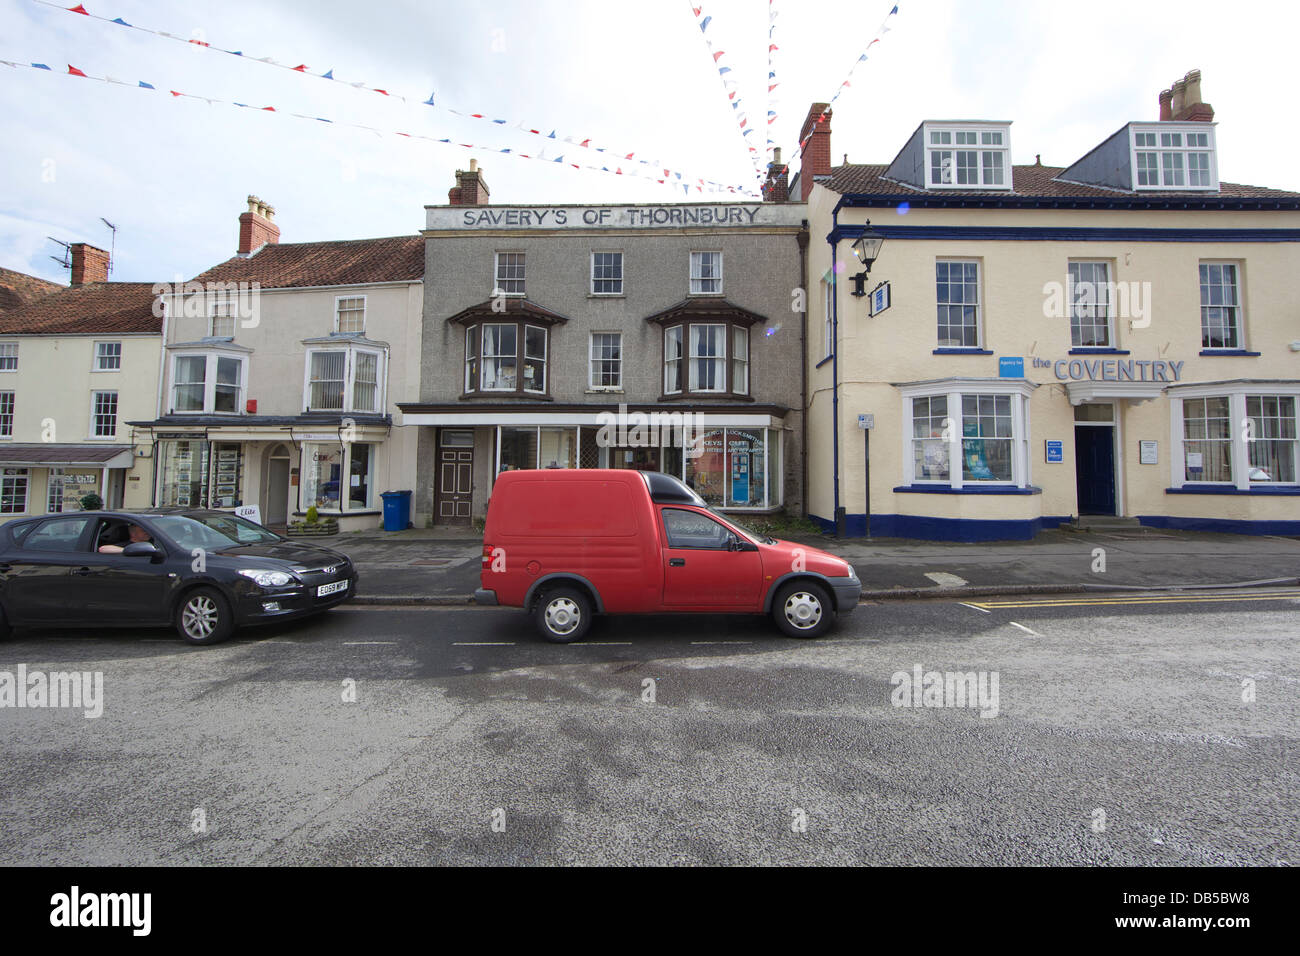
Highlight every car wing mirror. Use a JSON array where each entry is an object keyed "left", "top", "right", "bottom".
[{"left": 122, "top": 541, "right": 161, "bottom": 558}]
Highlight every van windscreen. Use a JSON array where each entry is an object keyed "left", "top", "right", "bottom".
[{"left": 499, "top": 480, "right": 637, "bottom": 536}]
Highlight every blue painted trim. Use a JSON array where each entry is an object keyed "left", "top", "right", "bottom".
[
  {"left": 1198, "top": 349, "right": 1262, "bottom": 357},
  {"left": 1166, "top": 485, "right": 1300, "bottom": 496},
  {"left": 893, "top": 484, "right": 1043, "bottom": 496},
  {"left": 827, "top": 224, "right": 1300, "bottom": 243},
  {"left": 933, "top": 348, "right": 993, "bottom": 355},
  {"left": 1139, "top": 515, "right": 1300, "bottom": 536},
  {"left": 833, "top": 194, "right": 1300, "bottom": 213},
  {"left": 815, "top": 354, "right": 833, "bottom": 370},
  {"left": 1069, "top": 348, "right": 1131, "bottom": 355},
  {"left": 809, "top": 512, "right": 1071, "bottom": 541}
]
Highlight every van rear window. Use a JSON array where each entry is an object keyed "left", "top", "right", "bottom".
[{"left": 498, "top": 480, "right": 637, "bottom": 536}]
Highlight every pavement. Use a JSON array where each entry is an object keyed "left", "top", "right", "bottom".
[{"left": 304, "top": 524, "right": 1300, "bottom": 605}]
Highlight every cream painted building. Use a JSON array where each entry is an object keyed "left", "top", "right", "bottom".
[
  {"left": 134, "top": 199, "right": 424, "bottom": 532},
  {"left": 0, "top": 246, "right": 161, "bottom": 522},
  {"left": 794, "top": 74, "right": 1300, "bottom": 540}
]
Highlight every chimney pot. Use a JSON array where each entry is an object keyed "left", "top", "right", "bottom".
[
  {"left": 238, "top": 194, "right": 281, "bottom": 256},
  {"left": 1170, "top": 79, "right": 1187, "bottom": 118},
  {"left": 1158, "top": 88, "right": 1174, "bottom": 121}
]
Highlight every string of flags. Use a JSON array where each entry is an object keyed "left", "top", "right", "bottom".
[
  {"left": 688, "top": 2, "right": 765, "bottom": 185},
  {"left": 27, "top": 0, "right": 757, "bottom": 196},
  {"left": 791, "top": 3, "right": 899, "bottom": 162},
  {"left": 766, "top": 0, "right": 779, "bottom": 169},
  {"left": 0, "top": 58, "right": 753, "bottom": 196}
]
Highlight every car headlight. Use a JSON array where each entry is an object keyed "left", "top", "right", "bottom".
[
  {"left": 845, "top": 565, "right": 857, "bottom": 580},
  {"left": 238, "top": 569, "right": 297, "bottom": 588}
]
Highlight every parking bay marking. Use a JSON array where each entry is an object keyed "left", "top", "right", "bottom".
[{"left": 1009, "top": 622, "right": 1041, "bottom": 636}]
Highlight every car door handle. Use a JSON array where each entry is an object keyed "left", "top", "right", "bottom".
[
  {"left": 72, "top": 567, "right": 95, "bottom": 576},
  {"left": 669, "top": 558, "right": 686, "bottom": 567}
]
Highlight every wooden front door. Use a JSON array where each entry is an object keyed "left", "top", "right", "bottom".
[{"left": 435, "top": 429, "right": 474, "bottom": 524}]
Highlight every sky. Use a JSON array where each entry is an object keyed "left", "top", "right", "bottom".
[{"left": 2, "top": 0, "right": 1298, "bottom": 285}]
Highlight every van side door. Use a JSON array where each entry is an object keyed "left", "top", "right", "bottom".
[{"left": 659, "top": 507, "right": 763, "bottom": 609}]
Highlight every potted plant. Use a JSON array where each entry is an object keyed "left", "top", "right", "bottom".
[{"left": 287, "top": 503, "right": 339, "bottom": 536}]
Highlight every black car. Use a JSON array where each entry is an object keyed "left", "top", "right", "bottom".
[{"left": 0, "top": 509, "right": 358, "bottom": 645}]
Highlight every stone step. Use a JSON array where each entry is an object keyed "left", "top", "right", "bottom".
[{"left": 1067, "top": 516, "right": 1146, "bottom": 532}]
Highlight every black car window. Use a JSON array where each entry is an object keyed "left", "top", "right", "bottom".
[
  {"left": 152, "top": 514, "right": 279, "bottom": 551},
  {"left": 21, "top": 516, "right": 94, "bottom": 552},
  {"left": 94, "top": 519, "right": 148, "bottom": 551},
  {"left": 662, "top": 508, "right": 735, "bottom": 551}
]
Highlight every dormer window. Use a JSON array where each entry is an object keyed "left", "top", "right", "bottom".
[
  {"left": 1130, "top": 125, "right": 1217, "bottom": 191},
  {"left": 926, "top": 124, "right": 1011, "bottom": 189}
]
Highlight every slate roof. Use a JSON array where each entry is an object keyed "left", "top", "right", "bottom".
[
  {"left": 0, "top": 281, "right": 161, "bottom": 335},
  {"left": 191, "top": 235, "right": 424, "bottom": 289},
  {"left": 825, "top": 164, "right": 1300, "bottom": 204}
]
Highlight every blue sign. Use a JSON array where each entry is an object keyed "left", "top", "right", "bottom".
[
  {"left": 1045, "top": 440, "right": 1064, "bottom": 464},
  {"left": 731, "top": 453, "right": 749, "bottom": 504},
  {"left": 999, "top": 356, "right": 1025, "bottom": 378},
  {"left": 869, "top": 281, "right": 891, "bottom": 316}
]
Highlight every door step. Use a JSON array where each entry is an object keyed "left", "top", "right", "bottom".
[{"left": 1067, "top": 516, "right": 1145, "bottom": 532}]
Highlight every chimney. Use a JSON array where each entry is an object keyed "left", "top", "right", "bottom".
[
  {"left": 1173, "top": 69, "right": 1214, "bottom": 122},
  {"left": 449, "top": 158, "right": 491, "bottom": 205},
  {"left": 1158, "top": 88, "right": 1174, "bottom": 121},
  {"left": 69, "top": 243, "right": 110, "bottom": 286},
  {"left": 1169, "top": 77, "right": 1187, "bottom": 119},
  {"left": 762, "top": 147, "right": 789, "bottom": 203},
  {"left": 797, "top": 103, "right": 833, "bottom": 202},
  {"left": 237, "top": 195, "right": 280, "bottom": 256}
]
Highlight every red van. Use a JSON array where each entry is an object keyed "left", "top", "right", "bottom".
[{"left": 475, "top": 469, "right": 860, "bottom": 642}]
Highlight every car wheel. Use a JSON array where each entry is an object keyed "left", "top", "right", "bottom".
[
  {"left": 174, "top": 587, "right": 235, "bottom": 646},
  {"left": 534, "top": 587, "right": 593, "bottom": 644},
  {"left": 772, "top": 581, "right": 834, "bottom": 639}
]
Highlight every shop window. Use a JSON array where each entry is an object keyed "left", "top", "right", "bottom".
[
  {"left": 901, "top": 386, "right": 1032, "bottom": 489},
  {"left": 298, "top": 442, "right": 373, "bottom": 512},
  {"left": 1247, "top": 396, "right": 1297, "bottom": 484},
  {"left": 1181, "top": 397, "right": 1233, "bottom": 483},
  {"left": 912, "top": 396, "right": 951, "bottom": 482},
  {"left": 1, "top": 468, "right": 28, "bottom": 514},
  {"left": 684, "top": 428, "right": 774, "bottom": 509}
]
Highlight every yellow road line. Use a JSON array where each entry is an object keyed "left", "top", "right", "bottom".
[{"left": 971, "top": 590, "right": 1300, "bottom": 610}]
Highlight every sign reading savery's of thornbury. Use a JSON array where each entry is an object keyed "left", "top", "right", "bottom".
[{"left": 425, "top": 204, "right": 806, "bottom": 231}]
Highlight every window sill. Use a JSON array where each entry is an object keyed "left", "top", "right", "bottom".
[
  {"left": 586, "top": 293, "right": 625, "bottom": 300},
  {"left": 932, "top": 348, "right": 993, "bottom": 355},
  {"left": 585, "top": 388, "right": 625, "bottom": 395},
  {"left": 894, "top": 484, "right": 1043, "bottom": 495},
  {"left": 657, "top": 393, "right": 754, "bottom": 403},
  {"left": 1199, "top": 349, "right": 1261, "bottom": 357},
  {"left": 1166, "top": 485, "right": 1300, "bottom": 495},
  {"left": 458, "top": 392, "right": 553, "bottom": 402},
  {"left": 1068, "top": 348, "right": 1130, "bottom": 355}
]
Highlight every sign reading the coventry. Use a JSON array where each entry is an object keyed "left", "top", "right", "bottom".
[{"left": 425, "top": 204, "right": 805, "bottom": 231}]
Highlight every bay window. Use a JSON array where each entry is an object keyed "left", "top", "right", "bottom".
[
  {"left": 303, "top": 345, "right": 385, "bottom": 413},
  {"left": 660, "top": 321, "right": 751, "bottom": 398},
  {"left": 901, "top": 381, "right": 1035, "bottom": 489},
  {"left": 1171, "top": 386, "right": 1300, "bottom": 488},
  {"left": 462, "top": 322, "right": 549, "bottom": 396},
  {"left": 170, "top": 351, "right": 246, "bottom": 415}
]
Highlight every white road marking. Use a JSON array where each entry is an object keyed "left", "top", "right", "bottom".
[
  {"left": 925, "top": 572, "right": 969, "bottom": 588},
  {"left": 582, "top": 642, "right": 634, "bottom": 646},
  {"left": 690, "top": 641, "right": 754, "bottom": 645},
  {"left": 342, "top": 641, "right": 397, "bottom": 646},
  {"left": 1009, "top": 622, "right": 1040, "bottom": 636},
  {"left": 958, "top": 602, "right": 992, "bottom": 614},
  {"left": 452, "top": 641, "right": 516, "bottom": 646}
]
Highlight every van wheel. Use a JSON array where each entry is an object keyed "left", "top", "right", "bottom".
[
  {"left": 175, "top": 587, "right": 235, "bottom": 646},
  {"left": 772, "top": 581, "right": 833, "bottom": 639},
  {"left": 535, "top": 587, "right": 592, "bottom": 643}
]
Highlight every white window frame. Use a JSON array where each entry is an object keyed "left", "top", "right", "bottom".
[
  {"left": 335, "top": 294, "right": 367, "bottom": 335},
  {"left": 588, "top": 331, "right": 622, "bottom": 390},
  {"left": 169, "top": 352, "right": 248, "bottom": 415},
  {"left": 90, "top": 389, "right": 119, "bottom": 439},
  {"left": 209, "top": 297, "right": 237, "bottom": 338},
  {"left": 93, "top": 340, "right": 122, "bottom": 372},
  {"left": 688, "top": 323, "right": 727, "bottom": 393},
  {"left": 302, "top": 345, "right": 387, "bottom": 413},
  {"left": 823, "top": 280, "right": 833, "bottom": 360},
  {"left": 1068, "top": 260, "right": 1115, "bottom": 349},
  {"left": 925, "top": 123, "right": 1012, "bottom": 190},
  {"left": 1198, "top": 260, "right": 1244, "bottom": 351},
  {"left": 1130, "top": 124, "right": 1218, "bottom": 192},
  {"left": 689, "top": 251, "right": 723, "bottom": 295},
  {"left": 1169, "top": 383, "right": 1300, "bottom": 490},
  {"left": 0, "top": 342, "right": 17, "bottom": 373},
  {"left": 46, "top": 467, "right": 64, "bottom": 513},
  {"left": 664, "top": 326, "right": 683, "bottom": 395},
  {"left": 899, "top": 380, "right": 1035, "bottom": 489},
  {"left": 590, "top": 252, "right": 624, "bottom": 296},
  {"left": 494, "top": 252, "right": 526, "bottom": 297},
  {"left": 0, "top": 468, "right": 28, "bottom": 515},
  {"left": 936, "top": 258, "right": 983, "bottom": 349},
  {"left": 0, "top": 390, "right": 13, "bottom": 438},
  {"left": 298, "top": 440, "right": 377, "bottom": 514}
]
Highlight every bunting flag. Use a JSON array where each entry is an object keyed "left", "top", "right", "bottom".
[
  {"left": 765, "top": 0, "right": 780, "bottom": 170},
  {"left": 28, "top": 0, "right": 755, "bottom": 196},
  {"left": 688, "top": 1, "right": 764, "bottom": 186},
  {"left": 0, "top": 57, "right": 751, "bottom": 195},
  {"left": 790, "top": 3, "right": 899, "bottom": 164}
]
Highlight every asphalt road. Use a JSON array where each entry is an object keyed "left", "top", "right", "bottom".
[{"left": 0, "top": 591, "right": 1296, "bottom": 865}]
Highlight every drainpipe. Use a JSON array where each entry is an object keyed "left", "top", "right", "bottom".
[
  {"left": 797, "top": 221, "right": 809, "bottom": 519},
  {"left": 829, "top": 197, "right": 846, "bottom": 536}
]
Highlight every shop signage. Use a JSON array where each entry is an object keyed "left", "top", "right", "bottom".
[
  {"left": 427, "top": 204, "right": 802, "bottom": 231},
  {"left": 1139, "top": 440, "right": 1159, "bottom": 465},
  {"left": 1045, "top": 440, "right": 1064, "bottom": 464},
  {"left": 869, "top": 282, "right": 891, "bottom": 317},
  {"left": 235, "top": 505, "right": 262, "bottom": 524},
  {"left": 1032, "top": 356, "right": 1185, "bottom": 382},
  {"left": 999, "top": 357, "right": 1025, "bottom": 378}
]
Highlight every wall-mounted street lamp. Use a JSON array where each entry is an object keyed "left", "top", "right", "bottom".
[{"left": 849, "top": 221, "right": 886, "bottom": 296}]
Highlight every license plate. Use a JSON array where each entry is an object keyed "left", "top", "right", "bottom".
[{"left": 317, "top": 580, "right": 348, "bottom": 597}]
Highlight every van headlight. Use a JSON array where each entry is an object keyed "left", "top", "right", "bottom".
[{"left": 238, "top": 569, "right": 296, "bottom": 588}]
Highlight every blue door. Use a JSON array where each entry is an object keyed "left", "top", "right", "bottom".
[{"left": 1074, "top": 426, "right": 1116, "bottom": 515}]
